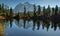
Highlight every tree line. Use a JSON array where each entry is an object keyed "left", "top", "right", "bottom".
[
  {"left": 20, "top": 4, "right": 60, "bottom": 17},
  {"left": 0, "top": 3, "right": 60, "bottom": 19}
]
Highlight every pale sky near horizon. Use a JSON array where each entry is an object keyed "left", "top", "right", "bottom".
[{"left": 0, "top": 0, "right": 60, "bottom": 9}]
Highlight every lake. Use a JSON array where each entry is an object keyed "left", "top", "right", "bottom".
[{"left": 0, "top": 19, "right": 60, "bottom": 36}]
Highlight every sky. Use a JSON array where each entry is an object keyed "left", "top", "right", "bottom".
[{"left": 0, "top": 0, "right": 60, "bottom": 9}]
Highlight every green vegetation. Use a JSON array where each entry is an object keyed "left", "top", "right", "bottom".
[{"left": 0, "top": 3, "right": 60, "bottom": 20}]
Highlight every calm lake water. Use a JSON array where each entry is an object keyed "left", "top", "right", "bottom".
[{"left": 0, "top": 19, "right": 60, "bottom": 36}]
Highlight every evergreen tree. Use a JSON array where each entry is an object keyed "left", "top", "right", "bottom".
[
  {"left": 10, "top": 7, "right": 13, "bottom": 18},
  {"left": 38, "top": 5, "right": 41, "bottom": 15},
  {"left": 18, "top": 11, "right": 20, "bottom": 16},
  {"left": 0, "top": 4, "right": 1, "bottom": 10},
  {"left": 2, "top": 3, "right": 4, "bottom": 8},
  {"left": 43, "top": 6, "right": 46, "bottom": 15},
  {"left": 17, "top": 11, "right": 20, "bottom": 18},
  {"left": 47, "top": 5, "right": 51, "bottom": 16},
  {"left": 55, "top": 5, "right": 58, "bottom": 15},
  {"left": 33, "top": 5, "right": 36, "bottom": 16},
  {"left": 2, "top": 3, "right": 4, "bottom": 13},
  {"left": 52, "top": 7, "right": 55, "bottom": 15},
  {"left": 16, "top": 11, "right": 20, "bottom": 19},
  {"left": 24, "top": 6, "right": 26, "bottom": 16},
  {"left": 27, "top": 11, "right": 30, "bottom": 17},
  {"left": 0, "top": 4, "right": 1, "bottom": 13},
  {"left": 46, "top": 5, "right": 51, "bottom": 16}
]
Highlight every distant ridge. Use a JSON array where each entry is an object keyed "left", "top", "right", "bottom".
[{"left": 14, "top": 2, "right": 34, "bottom": 13}]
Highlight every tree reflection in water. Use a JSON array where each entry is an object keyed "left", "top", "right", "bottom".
[
  {"left": 8, "top": 19, "right": 60, "bottom": 31},
  {"left": 32, "top": 19, "right": 36, "bottom": 31},
  {"left": 36, "top": 20, "right": 40, "bottom": 30},
  {"left": 43, "top": 19, "right": 50, "bottom": 31},
  {"left": 10, "top": 19, "right": 13, "bottom": 28},
  {"left": 23, "top": 19, "right": 26, "bottom": 29},
  {"left": 0, "top": 19, "right": 60, "bottom": 33}
]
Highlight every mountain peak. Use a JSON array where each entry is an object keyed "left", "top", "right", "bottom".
[
  {"left": 24, "top": 2, "right": 29, "bottom": 4},
  {"left": 24, "top": 2, "right": 31, "bottom": 6},
  {"left": 14, "top": 2, "right": 34, "bottom": 13}
]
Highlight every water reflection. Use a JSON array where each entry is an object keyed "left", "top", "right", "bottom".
[
  {"left": 10, "top": 19, "right": 13, "bottom": 28},
  {"left": 0, "top": 19, "right": 60, "bottom": 36},
  {"left": 5, "top": 19, "right": 60, "bottom": 31},
  {"left": 36, "top": 20, "right": 40, "bottom": 30},
  {"left": 43, "top": 19, "right": 50, "bottom": 31},
  {"left": 0, "top": 20, "right": 5, "bottom": 36}
]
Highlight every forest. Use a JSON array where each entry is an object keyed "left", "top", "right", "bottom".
[{"left": 0, "top": 3, "right": 60, "bottom": 22}]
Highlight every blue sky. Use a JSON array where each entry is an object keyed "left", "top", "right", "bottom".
[{"left": 0, "top": 0, "right": 60, "bottom": 8}]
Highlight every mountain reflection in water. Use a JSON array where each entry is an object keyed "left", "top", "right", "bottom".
[{"left": 0, "top": 19, "right": 60, "bottom": 36}]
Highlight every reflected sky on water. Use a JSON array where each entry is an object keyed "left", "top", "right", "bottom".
[{"left": 0, "top": 19, "right": 60, "bottom": 36}]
